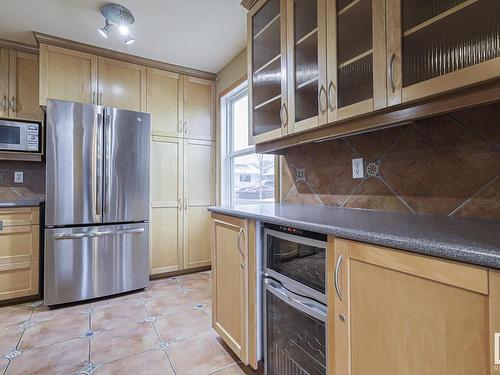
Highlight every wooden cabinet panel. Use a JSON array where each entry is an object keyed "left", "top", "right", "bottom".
[
  {"left": 184, "top": 139, "right": 215, "bottom": 206},
  {"left": 184, "top": 206, "right": 212, "bottom": 269},
  {"left": 0, "top": 48, "right": 9, "bottom": 118},
  {"left": 147, "top": 68, "right": 183, "bottom": 137},
  {"left": 211, "top": 215, "right": 246, "bottom": 360},
  {"left": 328, "top": 238, "right": 493, "bottom": 375},
  {"left": 39, "top": 44, "right": 97, "bottom": 106},
  {"left": 98, "top": 57, "right": 146, "bottom": 112},
  {"left": 0, "top": 225, "right": 36, "bottom": 259},
  {"left": 183, "top": 76, "right": 214, "bottom": 141},
  {"left": 150, "top": 136, "right": 183, "bottom": 274},
  {"left": 9, "top": 51, "right": 43, "bottom": 120}
]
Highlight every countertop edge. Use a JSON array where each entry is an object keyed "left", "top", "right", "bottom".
[{"left": 208, "top": 206, "right": 500, "bottom": 270}]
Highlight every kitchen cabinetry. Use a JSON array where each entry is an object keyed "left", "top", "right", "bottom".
[
  {"left": 328, "top": 238, "right": 498, "bottom": 375},
  {"left": 150, "top": 137, "right": 215, "bottom": 274},
  {"left": 0, "top": 48, "right": 42, "bottom": 120},
  {"left": 40, "top": 44, "right": 147, "bottom": 111},
  {"left": 386, "top": 0, "right": 500, "bottom": 105},
  {"left": 183, "top": 76, "right": 215, "bottom": 141},
  {"left": 0, "top": 207, "right": 40, "bottom": 301},
  {"left": 39, "top": 44, "right": 97, "bottom": 106},
  {"left": 97, "top": 57, "right": 146, "bottom": 111},
  {"left": 210, "top": 213, "right": 258, "bottom": 369}
]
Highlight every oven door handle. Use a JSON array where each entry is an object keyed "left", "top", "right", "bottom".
[{"left": 265, "top": 277, "right": 327, "bottom": 322}]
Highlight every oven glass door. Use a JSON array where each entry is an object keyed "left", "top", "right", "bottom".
[
  {"left": 265, "top": 278, "right": 326, "bottom": 375},
  {"left": 266, "top": 229, "right": 326, "bottom": 295},
  {"left": 0, "top": 124, "right": 23, "bottom": 150}
]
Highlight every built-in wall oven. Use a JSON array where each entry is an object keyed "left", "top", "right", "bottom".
[
  {"left": 264, "top": 224, "right": 327, "bottom": 375},
  {"left": 0, "top": 119, "right": 41, "bottom": 152}
]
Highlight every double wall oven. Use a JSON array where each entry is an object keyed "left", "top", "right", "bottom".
[{"left": 264, "top": 224, "right": 327, "bottom": 375}]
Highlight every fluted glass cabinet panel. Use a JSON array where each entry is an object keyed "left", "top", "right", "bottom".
[
  {"left": 250, "top": 0, "right": 285, "bottom": 140},
  {"left": 402, "top": 0, "right": 500, "bottom": 87},
  {"left": 338, "top": 54, "right": 373, "bottom": 108}
]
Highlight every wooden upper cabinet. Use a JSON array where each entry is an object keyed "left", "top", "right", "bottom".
[
  {"left": 183, "top": 76, "right": 214, "bottom": 141},
  {"left": 248, "top": 0, "right": 288, "bottom": 144},
  {"left": 386, "top": 0, "right": 500, "bottom": 105},
  {"left": 0, "top": 48, "right": 9, "bottom": 118},
  {"left": 39, "top": 44, "right": 97, "bottom": 106},
  {"left": 326, "top": 0, "right": 387, "bottom": 121},
  {"left": 147, "top": 68, "right": 183, "bottom": 137},
  {"left": 9, "top": 51, "right": 43, "bottom": 121},
  {"left": 97, "top": 57, "right": 146, "bottom": 112},
  {"left": 286, "top": 0, "right": 328, "bottom": 133},
  {"left": 328, "top": 238, "right": 494, "bottom": 375},
  {"left": 211, "top": 214, "right": 248, "bottom": 363}
]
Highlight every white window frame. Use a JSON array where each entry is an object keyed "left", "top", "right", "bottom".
[{"left": 221, "top": 81, "right": 276, "bottom": 206}]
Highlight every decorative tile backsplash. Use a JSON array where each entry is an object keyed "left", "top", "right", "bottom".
[
  {"left": 281, "top": 102, "right": 500, "bottom": 220},
  {"left": 0, "top": 160, "right": 45, "bottom": 194}
]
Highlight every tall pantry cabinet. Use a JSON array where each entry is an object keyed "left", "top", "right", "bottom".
[{"left": 148, "top": 69, "right": 215, "bottom": 275}]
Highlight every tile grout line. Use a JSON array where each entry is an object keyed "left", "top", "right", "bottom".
[
  {"left": 448, "top": 172, "right": 500, "bottom": 216},
  {"left": 379, "top": 176, "right": 417, "bottom": 214},
  {"left": 340, "top": 178, "right": 366, "bottom": 208},
  {"left": 448, "top": 113, "right": 500, "bottom": 151}
]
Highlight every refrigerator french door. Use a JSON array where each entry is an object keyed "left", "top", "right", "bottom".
[{"left": 44, "top": 99, "right": 150, "bottom": 306}]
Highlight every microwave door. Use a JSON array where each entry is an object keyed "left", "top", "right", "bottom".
[
  {"left": 0, "top": 122, "right": 26, "bottom": 151},
  {"left": 103, "top": 107, "right": 150, "bottom": 224},
  {"left": 45, "top": 100, "right": 103, "bottom": 226}
]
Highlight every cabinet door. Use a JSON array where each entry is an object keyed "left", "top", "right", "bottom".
[
  {"left": 387, "top": 0, "right": 500, "bottom": 105},
  {"left": 249, "top": 0, "right": 288, "bottom": 144},
  {"left": 183, "top": 76, "right": 214, "bottom": 141},
  {"left": 150, "top": 136, "right": 183, "bottom": 274},
  {"left": 0, "top": 48, "right": 8, "bottom": 118},
  {"left": 183, "top": 139, "right": 215, "bottom": 269},
  {"left": 329, "top": 238, "right": 490, "bottom": 375},
  {"left": 39, "top": 44, "right": 97, "bottom": 106},
  {"left": 286, "top": 0, "right": 328, "bottom": 133},
  {"left": 147, "top": 68, "right": 183, "bottom": 137},
  {"left": 326, "top": 0, "right": 386, "bottom": 121},
  {"left": 9, "top": 51, "right": 43, "bottom": 121},
  {"left": 211, "top": 214, "right": 247, "bottom": 361},
  {"left": 98, "top": 57, "right": 146, "bottom": 111}
]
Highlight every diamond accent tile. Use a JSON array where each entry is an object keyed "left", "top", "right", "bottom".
[
  {"left": 365, "top": 160, "right": 381, "bottom": 177},
  {"left": 144, "top": 316, "right": 156, "bottom": 322},
  {"left": 85, "top": 330, "right": 95, "bottom": 338},
  {"left": 5, "top": 349, "right": 21, "bottom": 359},
  {"left": 30, "top": 301, "right": 43, "bottom": 308},
  {"left": 157, "top": 341, "right": 169, "bottom": 351},
  {"left": 193, "top": 303, "right": 206, "bottom": 309},
  {"left": 19, "top": 320, "right": 34, "bottom": 329},
  {"left": 296, "top": 168, "right": 306, "bottom": 182},
  {"left": 75, "top": 361, "right": 98, "bottom": 375}
]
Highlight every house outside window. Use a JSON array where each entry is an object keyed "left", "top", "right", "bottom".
[{"left": 222, "top": 82, "right": 275, "bottom": 205}]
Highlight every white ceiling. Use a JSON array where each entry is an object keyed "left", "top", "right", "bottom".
[{"left": 0, "top": 0, "right": 247, "bottom": 73}]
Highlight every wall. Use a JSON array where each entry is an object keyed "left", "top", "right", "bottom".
[
  {"left": 0, "top": 160, "right": 45, "bottom": 194},
  {"left": 281, "top": 102, "right": 500, "bottom": 220}
]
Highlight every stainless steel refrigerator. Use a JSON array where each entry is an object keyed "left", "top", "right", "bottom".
[{"left": 44, "top": 99, "right": 150, "bottom": 306}]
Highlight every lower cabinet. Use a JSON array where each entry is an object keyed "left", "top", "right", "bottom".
[
  {"left": 150, "top": 136, "right": 214, "bottom": 275},
  {"left": 0, "top": 207, "right": 40, "bottom": 301},
  {"left": 211, "top": 213, "right": 258, "bottom": 369},
  {"left": 328, "top": 238, "right": 498, "bottom": 375}
]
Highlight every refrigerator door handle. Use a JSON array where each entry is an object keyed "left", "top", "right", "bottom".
[
  {"left": 53, "top": 227, "right": 145, "bottom": 240},
  {"left": 103, "top": 109, "right": 111, "bottom": 215},
  {"left": 95, "top": 113, "right": 103, "bottom": 219}
]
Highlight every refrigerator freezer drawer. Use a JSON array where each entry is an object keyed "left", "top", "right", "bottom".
[{"left": 44, "top": 223, "right": 149, "bottom": 306}]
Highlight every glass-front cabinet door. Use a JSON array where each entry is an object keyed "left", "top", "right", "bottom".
[
  {"left": 249, "top": 0, "right": 288, "bottom": 144},
  {"left": 327, "top": 0, "right": 387, "bottom": 121},
  {"left": 387, "top": 0, "right": 500, "bottom": 105},
  {"left": 286, "top": 0, "right": 328, "bottom": 133}
]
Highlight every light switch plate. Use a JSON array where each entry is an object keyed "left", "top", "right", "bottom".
[
  {"left": 352, "top": 158, "right": 364, "bottom": 179},
  {"left": 14, "top": 171, "right": 23, "bottom": 183}
]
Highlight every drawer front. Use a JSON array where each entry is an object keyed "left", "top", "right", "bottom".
[
  {"left": 0, "top": 225, "right": 36, "bottom": 259},
  {"left": 0, "top": 207, "right": 39, "bottom": 227},
  {"left": 0, "top": 260, "right": 38, "bottom": 300}
]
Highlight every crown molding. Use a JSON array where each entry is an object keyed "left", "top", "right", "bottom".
[
  {"left": 241, "top": 0, "right": 258, "bottom": 10},
  {"left": 33, "top": 32, "right": 217, "bottom": 80},
  {"left": 0, "top": 38, "right": 38, "bottom": 55}
]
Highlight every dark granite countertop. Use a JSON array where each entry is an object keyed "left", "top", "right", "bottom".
[
  {"left": 208, "top": 204, "right": 500, "bottom": 270},
  {"left": 0, "top": 187, "right": 45, "bottom": 208}
]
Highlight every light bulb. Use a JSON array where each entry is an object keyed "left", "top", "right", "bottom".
[{"left": 118, "top": 25, "right": 129, "bottom": 36}]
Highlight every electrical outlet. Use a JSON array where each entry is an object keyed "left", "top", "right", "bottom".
[
  {"left": 14, "top": 171, "right": 23, "bottom": 184},
  {"left": 352, "top": 158, "right": 364, "bottom": 179}
]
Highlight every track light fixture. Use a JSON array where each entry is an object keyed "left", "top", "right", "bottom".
[{"left": 97, "top": 3, "right": 136, "bottom": 45}]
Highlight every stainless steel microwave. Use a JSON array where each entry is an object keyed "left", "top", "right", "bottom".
[{"left": 0, "top": 119, "right": 41, "bottom": 152}]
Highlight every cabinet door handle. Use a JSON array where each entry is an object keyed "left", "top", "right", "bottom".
[
  {"left": 236, "top": 227, "right": 245, "bottom": 256},
  {"left": 184, "top": 197, "right": 187, "bottom": 210},
  {"left": 319, "top": 85, "right": 327, "bottom": 115},
  {"left": 99, "top": 92, "right": 103, "bottom": 106},
  {"left": 10, "top": 97, "right": 16, "bottom": 112},
  {"left": 0, "top": 220, "right": 3, "bottom": 231},
  {"left": 389, "top": 53, "right": 396, "bottom": 93},
  {"left": 334, "top": 254, "right": 344, "bottom": 301},
  {"left": 183, "top": 120, "right": 188, "bottom": 135},
  {"left": 178, "top": 120, "right": 183, "bottom": 134},
  {"left": 327, "top": 81, "right": 336, "bottom": 111},
  {"left": 280, "top": 103, "right": 288, "bottom": 128},
  {"left": 93, "top": 92, "right": 96, "bottom": 105},
  {"left": 178, "top": 198, "right": 182, "bottom": 211},
  {"left": 1, "top": 96, "right": 7, "bottom": 112}
]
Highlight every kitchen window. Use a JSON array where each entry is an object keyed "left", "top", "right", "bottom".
[{"left": 222, "top": 81, "right": 275, "bottom": 205}]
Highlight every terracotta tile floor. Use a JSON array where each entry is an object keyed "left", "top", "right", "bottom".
[{"left": 0, "top": 271, "right": 247, "bottom": 375}]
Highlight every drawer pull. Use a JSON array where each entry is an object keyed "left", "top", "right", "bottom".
[
  {"left": 0, "top": 220, "right": 3, "bottom": 231},
  {"left": 334, "top": 254, "right": 344, "bottom": 301}
]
